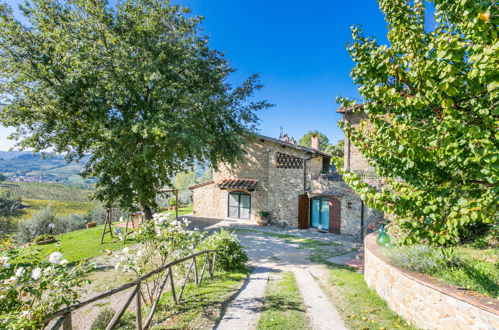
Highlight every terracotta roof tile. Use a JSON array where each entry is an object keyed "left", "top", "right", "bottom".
[
  {"left": 188, "top": 180, "right": 214, "bottom": 190},
  {"left": 217, "top": 178, "right": 258, "bottom": 191}
]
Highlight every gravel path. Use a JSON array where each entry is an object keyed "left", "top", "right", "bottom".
[{"left": 191, "top": 216, "right": 350, "bottom": 330}]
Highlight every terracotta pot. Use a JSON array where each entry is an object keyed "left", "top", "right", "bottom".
[{"left": 258, "top": 216, "right": 269, "bottom": 226}]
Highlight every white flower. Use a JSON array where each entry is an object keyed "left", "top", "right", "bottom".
[
  {"left": 15, "top": 267, "right": 25, "bottom": 277},
  {"left": 48, "top": 252, "right": 63, "bottom": 264},
  {"left": 123, "top": 247, "right": 130, "bottom": 254},
  {"left": 9, "top": 276, "right": 17, "bottom": 282},
  {"left": 60, "top": 259, "right": 68, "bottom": 266},
  {"left": 0, "top": 257, "right": 10, "bottom": 269},
  {"left": 44, "top": 266, "right": 53, "bottom": 274},
  {"left": 20, "top": 310, "right": 30, "bottom": 318},
  {"left": 31, "top": 267, "right": 42, "bottom": 280}
]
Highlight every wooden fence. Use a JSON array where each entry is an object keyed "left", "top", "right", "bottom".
[{"left": 44, "top": 250, "right": 216, "bottom": 330}]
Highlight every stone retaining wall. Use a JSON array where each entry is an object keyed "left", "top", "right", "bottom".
[{"left": 364, "top": 234, "right": 499, "bottom": 330}]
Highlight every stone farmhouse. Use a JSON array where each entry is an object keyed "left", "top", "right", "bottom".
[{"left": 190, "top": 108, "right": 382, "bottom": 235}]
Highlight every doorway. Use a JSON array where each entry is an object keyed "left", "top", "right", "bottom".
[{"left": 310, "top": 197, "right": 341, "bottom": 234}]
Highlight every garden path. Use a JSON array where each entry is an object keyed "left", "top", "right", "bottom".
[{"left": 189, "top": 216, "right": 352, "bottom": 330}]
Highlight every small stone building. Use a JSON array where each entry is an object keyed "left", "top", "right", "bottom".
[{"left": 190, "top": 108, "right": 381, "bottom": 235}]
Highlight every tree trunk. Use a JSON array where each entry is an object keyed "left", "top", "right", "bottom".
[{"left": 141, "top": 203, "right": 153, "bottom": 221}]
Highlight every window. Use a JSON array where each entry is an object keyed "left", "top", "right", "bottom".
[
  {"left": 275, "top": 151, "right": 304, "bottom": 169},
  {"left": 228, "top": 191, "right": 251, "bottom": 219}
]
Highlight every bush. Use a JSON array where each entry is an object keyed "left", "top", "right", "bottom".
[
  {"left": 198, "top": 229, "right": 248, "bottom": 271},
  {"left": 34, "top": 234, "right": 55, "bottom": 243},
  {"left": 87, "top": 205, "right": 107, "bottom": 224},
  {"left": 60, "top": 214, "right": 87, "bottom": 232},
  {"left": 16, "top": 207, "right": 59, "bottom": 243},
  {"left": 386, "top": 245, "right": 461, "bottom": 274},
  {"left": 90, "top": 308, "right": 115, "bottom": 330}
]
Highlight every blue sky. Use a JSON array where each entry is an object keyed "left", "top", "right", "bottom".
[{"left": 0, "top": 0, "right": 389, "bottom": 151}]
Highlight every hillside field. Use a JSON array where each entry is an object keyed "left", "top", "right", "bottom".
[
  {"left": 0, "top": 182, "right": 97, "bottom": 220},
  {"left": 0, "top": 182, "right": 92, "bottom": 202}
]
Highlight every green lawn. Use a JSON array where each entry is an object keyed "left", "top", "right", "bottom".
[
  {"left": 320, "top": 263, "right": 415, "bottom": 330},
  {"left": 31, "top": 207, "right": 193, "bottom": 263},
  {"left": 257, "top": 272, "right": 310, "bottom": 330},
  {"left": 107, "top": 270, "right": 248, "bottom": 329},
  {"left": 32, "top": 224, "right": 137, "bottom": 263}
]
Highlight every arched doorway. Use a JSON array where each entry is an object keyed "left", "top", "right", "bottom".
[
  {"left": 228, "top": 191, "right": 251, "bottom": 219},
  {"left": 310, "top": 197, "right": 341, "bottom": 234}
]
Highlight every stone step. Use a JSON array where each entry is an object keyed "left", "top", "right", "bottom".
[{"left": 344, "top": 259, "right": 364, "bottom": 270}]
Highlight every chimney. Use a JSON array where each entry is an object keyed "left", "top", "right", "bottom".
[{"left": 311, "top": 134, "right": 319, "bottom": 150}]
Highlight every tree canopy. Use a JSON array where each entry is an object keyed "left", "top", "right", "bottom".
[
  {"left": 0, "top": 0, "right": 270, "bottom": 218},
  {"left": 298, "top": 130, "right": 329, "bottom": 150},
  {"left": 337, "top": 0, "right": 498, "bottom": 245}
]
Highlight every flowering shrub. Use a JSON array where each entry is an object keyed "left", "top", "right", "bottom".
[
  {"left": 113, "top": 212, "right": 203, "bottom": 302},
  {"left": 0, "top": 249, "right": 93, "bottom": 329},
  {"left": 197, "top": 229, "right": 248, "bottom": 271}
]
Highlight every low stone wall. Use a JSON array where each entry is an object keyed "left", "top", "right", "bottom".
[{"left": 364, "top": 234, "right": 499, "bottom": 330}]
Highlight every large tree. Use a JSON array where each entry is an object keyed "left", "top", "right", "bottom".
[
  {"left": 0, "top": 0, "right": 270, "bottom": 218},
  {"left": 338, "top": 0, "right": 498, "bottom": 244}
]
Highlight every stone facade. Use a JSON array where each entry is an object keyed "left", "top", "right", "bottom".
[
  {"left": 191, "top": 133, "right": 379, "bottom": 235},
  {"left": 364, "top": 234, "right": 499, "bottom": 330}
]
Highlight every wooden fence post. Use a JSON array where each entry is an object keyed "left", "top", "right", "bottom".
[
  {"left": 136, "top": 282, "right": 142, "bottom": 330},
  {"left": 62, "top": 312, "right": 72, "bottom": 330}
]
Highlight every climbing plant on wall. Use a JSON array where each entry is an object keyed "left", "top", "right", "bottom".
[{"left": 337, "top": 0, "right": 498, "bottom": 245}]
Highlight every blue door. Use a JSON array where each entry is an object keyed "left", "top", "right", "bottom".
[
  {"left": 321, "top": 199, "right": 329, "bottom": 231},
  {"left": 310, "top": 197, "right": 330, "bottom": 230},
  {"left": 311, "top": 199, "right": 320, "bottom": 228}
]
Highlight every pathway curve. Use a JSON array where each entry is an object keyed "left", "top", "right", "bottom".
[{"left": 188, "top": 216, "right": 351, "bottom": 330}]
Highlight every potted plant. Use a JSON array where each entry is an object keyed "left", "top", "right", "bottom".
[
  {"left": 86, "top": 221, "right": 97, "bottom": 228},
  {"left": 34, "top": 234, "right": 56, "bottom": 245},
  {"left": 258, "top": 210, "right": 270, "bottom": 226}
]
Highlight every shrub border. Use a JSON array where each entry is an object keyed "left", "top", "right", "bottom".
[{"left": 364, "top": 233, "right": 498, "bottom": 327}]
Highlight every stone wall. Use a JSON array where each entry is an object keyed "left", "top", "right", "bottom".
[
  {"left": 364, "top": 234, "right": 499, "bottom": 330},
  {"left": 343, "top": 112, "right": 372, "bottom": 172}
]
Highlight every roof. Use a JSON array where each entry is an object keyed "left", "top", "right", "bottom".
[
  {"left": 188, "top": 180, "right": 214, "bottom": 190},
  {"left": 336, "top": 104, "right": 364, "bottom": 113},
  {"left": 254, "top": 134, "right": 331, "bottom": 157},
  {"left": 217, "top": 178, "right": 258, "bottom": 191}
]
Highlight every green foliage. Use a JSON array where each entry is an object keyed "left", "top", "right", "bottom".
[
  {"left": 298, "top": 130, "right": 330, "bottom": 150},
  {"left": 0, "top": 189, "right": 21, "bottom": 219},
  {"left": 0, "top": 174, "right": 5, "bottom": 181},
  {"left": 16, "top": 207, "right": 58, "bottom": 243},
  {"left": 387, "top": 244, "right": 499, "bottom": 297},
  {"left": 324, "top": 139, "right": 344, "bottom": 158},
  {"left": 337, "top": 0, "right": 498, "bottom": 245},
  {"left": 173, "top": 170, "right": 197, "bottom": 206},
  {"left": 0, "top": 249, "right": 93, "bottom": 328},
  {"left": 197, "top": 229, "right": 248, "bottom": 271},
  {"left": 90, "top": 308, "right": 115, "bottom": 330},
  {"left": 0, "top": 0, "right": 271, "bottom": 218},
  {"left": 33, "top": 234, "right": 55, "bottom": 243}
]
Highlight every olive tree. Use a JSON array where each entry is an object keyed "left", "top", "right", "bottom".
[
  {"left": 337, "top": 0, "right": 498, "bottom": 244},
  {"left": 0, "top": 0, "right": 270, "bottom": 218}
]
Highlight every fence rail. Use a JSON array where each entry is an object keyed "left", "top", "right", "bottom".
[{"left": 44, "top": 250, "right": 216, "bottom": 330}]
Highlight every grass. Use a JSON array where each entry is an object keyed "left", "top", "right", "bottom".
[
  {"left": 16, "top": 199, "right": 97, "bottom": 221},
  {"left": 320, "top": 263, "right": 416, "bottom": 330},
  {"left": 112, "top": 270, "right": 249, "bottom": 329},
  {"left": 31, "top": 224, "right": 137, "bottom": 263},
  {"left": 30, "top": 207, "right": 193, "bottom": 263},
  {"left": 1, "top": 181, "right": 92, "bottom": 202},
  {"left": 257, "top": 272, "right": 310, "bottom": 330}
]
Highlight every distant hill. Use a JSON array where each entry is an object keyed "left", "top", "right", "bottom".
[{"left": 0, "top": 151, "right": 94, "bottom": 187}]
